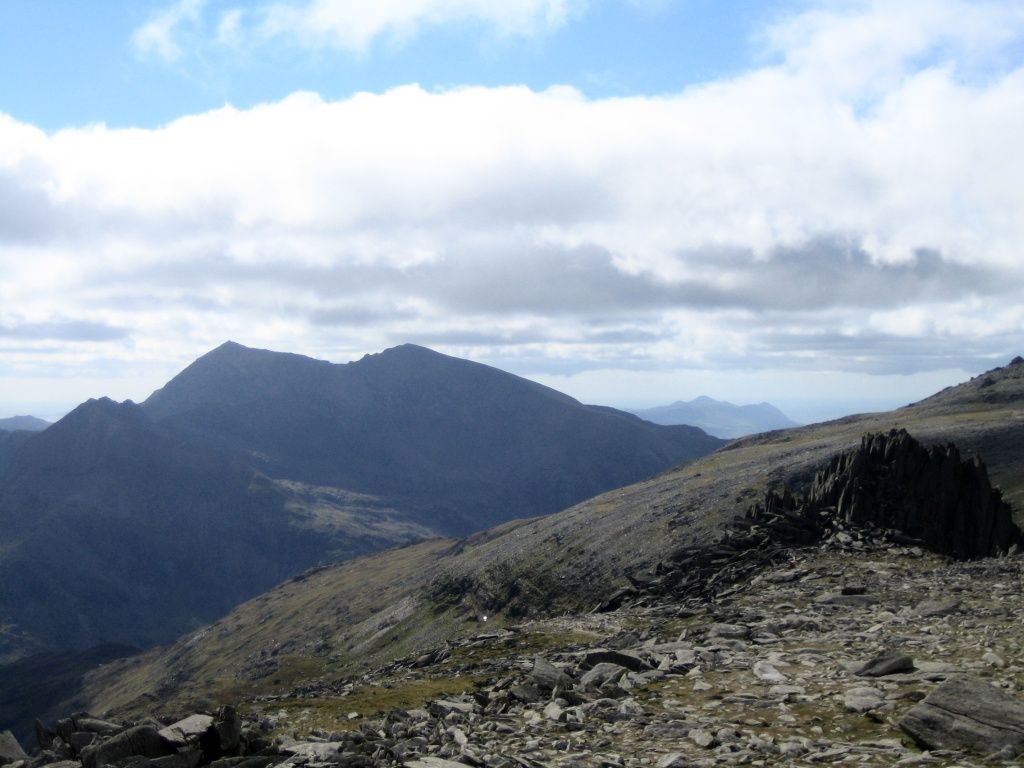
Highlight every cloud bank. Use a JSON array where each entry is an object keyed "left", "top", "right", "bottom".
[{"left": 3, "top": 0, "right": 1024, "bottom": 412}]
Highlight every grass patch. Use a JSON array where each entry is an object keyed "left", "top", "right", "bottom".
[{"left": 246, "top": 675, "right": 485, "bottom": 736}]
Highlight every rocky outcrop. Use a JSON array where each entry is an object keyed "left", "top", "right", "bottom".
[{"left": 750, "top": 429, "right": 1022, "bottom": 559}]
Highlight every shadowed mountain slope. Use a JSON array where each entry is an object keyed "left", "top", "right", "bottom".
[
  {"left": 0, "top": 343, "right": 721, "bottom": 662},
  {"left": 0, "top": 398, "right": 430, "bottom": 660},
  {"left": 83, "top": 357, "right": 1024, "bottom": 718},
  {"left": 631, "top": 396, "right": 799, "bottom": 438},
  {"left": 143, "top": 342, "right": 723, "bottom": 533}
]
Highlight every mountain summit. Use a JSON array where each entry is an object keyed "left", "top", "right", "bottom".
[{"left": 143, "top": 342, "right": 722, "bottom": 533}]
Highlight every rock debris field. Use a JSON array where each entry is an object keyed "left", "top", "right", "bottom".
[{"left": 8, "top": 540, "right": 1024, "bottom": 768}]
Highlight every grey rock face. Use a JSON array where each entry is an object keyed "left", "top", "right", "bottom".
[
  {"left": 0, "top": 731, "right": 28, "bottom": 765},
  {"left": 899, "top": 675, "right": 1024, "bottom": 755}
]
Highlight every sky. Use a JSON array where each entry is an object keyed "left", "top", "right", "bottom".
[{"left": 1, "top": 0, "right": 1023, "bottom": 424}]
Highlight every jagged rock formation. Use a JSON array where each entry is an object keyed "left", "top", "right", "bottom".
[
  {"left": 602, "top": 430, "right": 1022, "bottom": 611},
  {"left": 753, "top": 429, "right": 1022, "bottom": 559}
]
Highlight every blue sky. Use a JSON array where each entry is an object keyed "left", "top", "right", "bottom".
[
  {"left": 1, "top": 0, "right": 1024, "bottom": 424},
  {"left": 1, "top": 0, "right": 779, "bottom": 130}
]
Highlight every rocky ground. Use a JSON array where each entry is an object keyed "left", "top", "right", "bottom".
[{"left": 8, "top": 536, "right": 1024, "bottom": 768}]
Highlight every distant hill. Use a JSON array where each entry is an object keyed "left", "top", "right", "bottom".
[
  {"left": 0, "top": 342, "right": 723, "bottom": 661},
  {"left": 631, "top": 395, "right": 799, "bottom": 438},
  {"left": 0, "top": 415, "right": 50, "bottom": 432}
]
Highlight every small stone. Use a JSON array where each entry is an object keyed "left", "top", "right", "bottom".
[
  {"left": 689, "top": 729, "right": 717, "bottom": 749},
  {"left": 752, "top": 661, "right": 787, "bottom": 683},
  {"left": 844, "top": 686, "right": 885, "bottom": 713},
  {"left": 708, "top": 623, "right": 750, "bottom": 640}
]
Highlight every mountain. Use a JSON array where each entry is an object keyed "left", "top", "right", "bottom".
[
  {"left": 0, "top": 342, "right": 723, "bottom": 661},
  {"left": 82, "top": 356, "right": 1024, "bottom": 720},
  {"left": 0, "top": 415, "right": 50, "bottom": 432},
  {"left": 631, "top": 395, "right": 799, "bottom": 438},
  {"left": 142, "top": 341, "right": 723, "bottom": 533}
]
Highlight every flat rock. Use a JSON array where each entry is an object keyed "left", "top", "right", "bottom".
[
  {"left": 844, "top": 686, "right": 885, "bottom": 713},
  {"left": 752, "top": 661, "right": 787, "bottom": 682},
  {"left": 579, "top": 648, "right": 652, "bottom": 671},
  {"left": 80, "top": 726, "right": 177, "bottom": 768},
  {"left": 856, "top": 653, "right": 915, "bottom": 677},
  {"left": 407, "top": 759, "right": 475, "bottom": 768},
  {"left": 914, "top": 599, "right": 961, "bottom": 618},
  {"left": 708, "top": 623, "right": 750, "bottom": 639},
  {"left": 158, "top": 715, "right": 215, "bottom": 747},
  {"left": 815, "top": 593, "right": 879, "bottom": 608},
  {"left": 899, "top": 675, "right": 1024, "bottom": 755}
]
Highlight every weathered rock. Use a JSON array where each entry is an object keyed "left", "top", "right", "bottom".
[
  {"left": 158, "top": 715, "right": 215, "bottom": 747},
  {"left": 707, "top": 623, "right": 749, "bottom": 640},
  {"left": 913, "top": 599, "right": 961, "bottom": 618},
  {"left": 69, "top": 732, "right": 97, "bottom": 754},
  {"left": 73, "top": 718, "right": 121, "bottom": 736},
  {"left": 579, "top": 648, "right": 651, "bottom": 672},
  {"left": 79, "top": 726, "right": 178, "bottom": 768},
  {"left": 752, "top": 661, "right": 786, "bottom": 683},
  {"left": 0, "top": 731, "right": 28, "bottom": 766},
  {"left": 528, "top": 657, "right": 572, "bottom": 691},
  {"left": 899, "top": 675, "right": 1024, "bottom": 755},
  {"left": 579, "top": 662, "right": 629, "bottom": 690},
  {"left": 406, "top": 758, "right": 474, "bottom": 768},
  {"left": 815, "top": 593, "right": 879, "bottom": 608},
  {"left": 844, "top": 686, "right": 885, "bottom": 713},
  {"left": 856, "top": 653, "right": 915, "bottom": 677}
]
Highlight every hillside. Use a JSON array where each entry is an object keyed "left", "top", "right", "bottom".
[
  {"left": 632, "top": 395, "right": 799, "bottom": 438},
  {"left": 83, "top": 357, "right": 1024, "bottom": 720},
  {"left": 0, "top": 343, "right": 722, "bottom": 661}
]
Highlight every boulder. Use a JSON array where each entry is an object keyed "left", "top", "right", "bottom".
[
  {"left": 856, "top": 653, "right": 915, "bottom": 677},
  {"left": 79, "top": 726, "right": 177, "bottom": 768},
  {"left": 158, "top": 715, "right": 215, "bottom": 748},
  {"left": 529, "top": 657, "right": 572, "bottom": 691},
  {"left": 899, "top": 675, "right": 1024, "bottom": 755}
]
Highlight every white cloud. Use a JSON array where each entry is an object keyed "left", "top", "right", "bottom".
[
  {"left": 257, "top": 0, "right": 579, "bottom": 51},
  {"left": 133, "top": 0, "right": 208, "bottom": 62},
  {"left": 133, "top": 0, "right": 580, "bottom": 60},
  {"left": 5, "top": 0, "right": 1024, "bottom": 416}
]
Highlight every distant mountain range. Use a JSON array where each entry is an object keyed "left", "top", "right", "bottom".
[
  {"left": 0, "top": 342, "right": 723, "bottom": 661},
  {"left": 0, "top": 415, "right": 50, "bottom": 432},
  {"left": 631, "top": 395, "right": 799, "bottom": 438}
]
